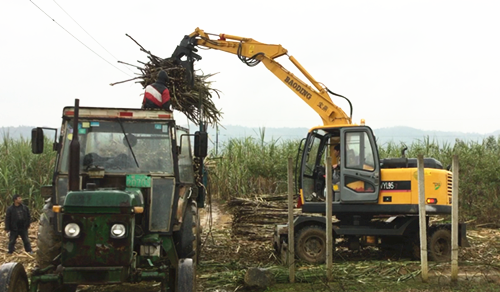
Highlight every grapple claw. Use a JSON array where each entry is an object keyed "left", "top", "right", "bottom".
[{"left": 170, "top": 35, "right": 202, "bottom": 87}]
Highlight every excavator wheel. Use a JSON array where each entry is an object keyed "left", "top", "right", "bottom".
[
  {"left": 295, "top": 225, "right": 327, "bottom": 264},
  {"left": 0, "top": 262, "right": 29, "bottom": 292},
  {"left": 429, "top": 228, "right": 452, "bottom": 262}
]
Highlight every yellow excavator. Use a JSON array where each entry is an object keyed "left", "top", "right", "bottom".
[{"left": 170, "top": 28, "right": 469, "bottom": 263}]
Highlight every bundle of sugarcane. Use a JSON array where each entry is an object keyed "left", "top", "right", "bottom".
[
  {"left": 227, "top": 196, "right": 301, "bottom": 241},
  {"left": 112, "top": 34, "right": 222, "bottom": 126}
]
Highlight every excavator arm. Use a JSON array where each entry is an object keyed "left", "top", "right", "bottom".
[{"left": 171, "top": 28, "right": 352, "bottom": 126}]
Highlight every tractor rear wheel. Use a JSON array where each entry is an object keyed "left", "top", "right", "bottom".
[
  {"left": 36, "top": 204, "right": 61, "bottom": 268},
  {"left": 295, "top": 225, "right": 327, "bottom": 264},
  {"left": 0, "top": 262, "right": 29, "bottom": 292},
  {"left": 37, "top": 204, "right": 65, "bottom": 292}
]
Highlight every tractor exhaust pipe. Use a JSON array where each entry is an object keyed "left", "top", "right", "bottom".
[{"left": 69, "top": 99, "right": 80, "bottom": 191}]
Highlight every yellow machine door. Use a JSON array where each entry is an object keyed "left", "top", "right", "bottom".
[{"left": 339, "top": 127, "right": 380, "bottom": 203}]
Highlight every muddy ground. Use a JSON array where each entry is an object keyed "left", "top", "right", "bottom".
[{"left": 1, "top": 199, "right": 499, "bottom": 292}]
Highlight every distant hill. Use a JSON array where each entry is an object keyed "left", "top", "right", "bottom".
[
  {"left": 198, "top": 125, "right": 498, "bottom": 150},
  {"left": 2, "top": 125, "right": 498, "bottom": 150},
  {"left": 372, "top": 126, "right": 490, "bottom": 147}
]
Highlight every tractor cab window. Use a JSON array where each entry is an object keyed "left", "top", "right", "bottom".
[
  {"left": 60, "top": 120, "right": 174, "bottom": 175},
  {"left": 176, "top": 128, "right": 195, "bottom": 184}
]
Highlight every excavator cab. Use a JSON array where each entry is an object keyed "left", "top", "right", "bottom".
[{"left": 299, "top": 125, "right": 381, "bottom": 209}]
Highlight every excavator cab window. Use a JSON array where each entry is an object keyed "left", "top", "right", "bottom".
[{"left": 344, "top": 132, "right": 375, "bottom": 171}]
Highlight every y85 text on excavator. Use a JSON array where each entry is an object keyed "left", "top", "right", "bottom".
[{"left": 170, "top": 28, "right": 469, "bottom": 264}]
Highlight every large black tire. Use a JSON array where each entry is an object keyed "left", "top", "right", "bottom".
[
  {"left": 36, "top": 204, "right": 76, "bottom": 292},
  {"left": 429, "top": 228, "right": 452, "bottom": 262},
  {"left": 195, "top": 209, "right": 201, "bottom": 265},
  {"left": 36, "top": 204, "right": 61, "bottom": 268},
  {"left": 295, "top": 225, "right": 327, "bottom": 264},
  {"left": 177, "top": 258, "right": 195, "bottom": 292},
  {"left": 0, "top": 262, "right": 29, "bottom": 292},
  {"left": 174, "top": 202, "right": 199, "bottom": 261},
  {"left": 162, "top": 259, "right": 195, "bottom": 292},
  {"left": 172, "top": 202, "right": 199, "bottom": 292}
]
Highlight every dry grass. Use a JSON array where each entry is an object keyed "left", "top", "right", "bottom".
[
  {"left": 197, "top": 197, "right": 500, "bottom": 291},
  {"left": 0, "top": 199, "right": 499, "bottom": 292}
]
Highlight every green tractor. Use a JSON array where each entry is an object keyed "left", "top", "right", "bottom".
[{"left": 0, "top": 99, "right": 207, "bottom": 292}]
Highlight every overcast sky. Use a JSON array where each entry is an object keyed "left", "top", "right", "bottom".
[{"left": 1, "top": 1, "right": 499, "bottom": 134}]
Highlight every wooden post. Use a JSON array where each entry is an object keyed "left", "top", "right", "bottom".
[
  {"left": 451, "top": 155, "right": 459, "bottom": 281},
  {"left": 325, "top": 155, "right": 333, "bottom": 281},
  {"left": 417, "top": 155, "right": 428, "bottom": 282},
  {"left": 287, "top": 158, "right": 295, "bottom": 283}
]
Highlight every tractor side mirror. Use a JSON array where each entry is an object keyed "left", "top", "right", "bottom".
[
  {"left": 194, "top": 131, "right": 208, "bottom": 158},
  {"left": 31, "top": 128, "right": 44, "bottom": 154}
]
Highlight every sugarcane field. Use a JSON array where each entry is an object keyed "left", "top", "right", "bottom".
[{"left": 2, "top": 3, "right": 500, "bottom": 291}]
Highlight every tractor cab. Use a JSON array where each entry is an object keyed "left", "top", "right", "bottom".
[{"left": 14, "top": 104, "right": 206, "bottom": 292}]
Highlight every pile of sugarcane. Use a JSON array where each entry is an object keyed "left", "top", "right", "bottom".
[
  {"left": 227, "top": 195, "right": 301, "bottom": 241},
  {"left": 112, "top": 34, "right": 222, "bottom": 126}
]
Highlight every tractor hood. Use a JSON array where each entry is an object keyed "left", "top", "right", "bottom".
[{"left": 63, "top": 189, "right": 144, "bottom": 214}]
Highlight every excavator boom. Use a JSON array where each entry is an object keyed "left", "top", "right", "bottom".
[{"left": 171, "top": 28, "right": 352, "bottom": 126}]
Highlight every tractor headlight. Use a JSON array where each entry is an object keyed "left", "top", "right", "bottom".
[
  {"left": 110, "top": 224, "right": 126, "bottom": 238},
  {"left": 64, "top": 223, "right": 81, "bottom": 238}
]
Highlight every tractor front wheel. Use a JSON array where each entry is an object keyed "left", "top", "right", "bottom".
[
  {"left": 161, "top": 259, "right": 195, "bottom": 292},
  {"left": 177, "top": 258, "right": 195, "bottom": 292},
  {"left": 0, "top": 262, "right": 29, "bottom": 292}
]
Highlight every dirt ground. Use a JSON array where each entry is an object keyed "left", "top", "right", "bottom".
[{"left": 1, "top": 200, "right": 499, "bottom": 292}]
